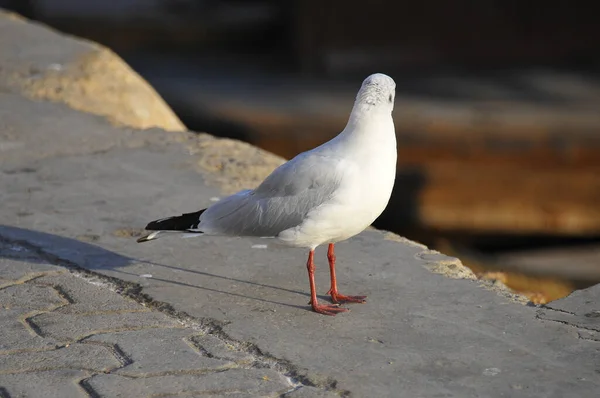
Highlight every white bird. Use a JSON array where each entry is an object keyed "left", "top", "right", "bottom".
[{"left": 138, "top": 73, "right": 397, "bottom": 315}]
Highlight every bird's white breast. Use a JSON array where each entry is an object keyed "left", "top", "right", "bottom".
[
  {"left": 333, "top": 118, "right": 397, "bottom": 238},
  {"left": 277, "top": 115, "right": 397, "bottom": 248}
]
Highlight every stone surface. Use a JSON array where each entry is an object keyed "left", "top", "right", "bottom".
[
  {"left": 0, "top": 283, "right": 65, "bottom": 311},
  {"left": 538, "top": 284, "right": 600, "bottom": 338},
  {"left": 31, "top": 310, "right": 181, "bottom": 342},
  {"left": 0, "top": 243, "right": 296, "bottom": 397},
  {"left": 0, "top": 309, "right": 62, "bottom": 354},
  {"left": 0, "top": 9, "right": 185, "bottom": 132},
  {"left": 0, "top": 9, "right": 599, "bottom": 398},
  {"left": 85, "top": 328, "right": 235, "bottom": 376},
  {"left": 0, "top": 370, "right": 88, "bottom": 398},
  {"left": 190, "top": 333, "right": 255, "bottom": 364},
  {"left": 85, "top": 369, "right": 292, "bottom": 397},
  {"left": 0, "top": 343, "right": 120, "bottom": 374},
  {"left": 283, "top": 386, "right": 341, "bottom": 397},
  {"left": 36, "top": 273, "right": 142, "bottom": 314}
]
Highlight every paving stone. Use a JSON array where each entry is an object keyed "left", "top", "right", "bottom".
[
  {"left": 36, "top": 273, "right": 142, "bottom": 314},
  {"left": 0, "top": 283, "right": 65, "bottom": 311},
  {"left": 30, "top": 309, "right": 181, "bottom": 342},
  {"left": 0, "top": 310, "right": 61, "bottom": 353},
  {"left": 86, "top": 368, "right": 292, "bottom": 397},
  {"left": 0, "top": 343, "right": 120, "bottom": 374},
  {"left": 0, "top": 283, "right": 65, "bottom": 353},
  {"left": 85, "top": 328, "right": 234, "bottom": 376},
  {"left": 190, "top": 333, "right": 255, "bottom": 364},
  {"left": 0, "top": 369, "right": 88, "bottom": 398}
]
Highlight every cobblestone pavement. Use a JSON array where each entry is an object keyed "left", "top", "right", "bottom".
[{"left": 0, "top": 238, "right": 337, "bottom": 398}]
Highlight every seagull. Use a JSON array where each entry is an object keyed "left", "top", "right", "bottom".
[{"left": 138, "top": 73, "right": 397, "bottom": 315}]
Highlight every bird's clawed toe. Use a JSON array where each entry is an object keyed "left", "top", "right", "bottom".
[
  {"left": 328, "top": 291, "right": 367, "bottom": 304},
  {"left": 311, "top": 303, "right": 350, "bottom": 316}
]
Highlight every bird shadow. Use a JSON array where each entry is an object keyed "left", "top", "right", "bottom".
[{"left": 0, "top": 224, "right": 319, "bottom": 311}]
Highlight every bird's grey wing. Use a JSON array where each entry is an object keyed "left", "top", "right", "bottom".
[{"left": 198, "top": 152, "right": 343, "bottom": 237}]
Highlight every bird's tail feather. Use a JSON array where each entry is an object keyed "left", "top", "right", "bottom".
[
  {"left": 137, "top": 209, "right": 206, "bottom": 243},
  {"left": 136, "top": 231, "right": 165, "bottom": 243}
]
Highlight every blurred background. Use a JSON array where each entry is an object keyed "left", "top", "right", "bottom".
[{"left": 3, "top": 0, "right": 600, "bottom": 302}]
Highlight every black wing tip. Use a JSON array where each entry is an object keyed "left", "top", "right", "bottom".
[
  {"left": 143, "top": 208, "right": 207, "bottom": 232},
  {"left": 144, "top": 219, "right": 166, "bottom": 231}
]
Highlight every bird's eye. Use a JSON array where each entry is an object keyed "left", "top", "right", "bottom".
[{"left": 388, "top": 94, "right": 393, "bottom": 103}]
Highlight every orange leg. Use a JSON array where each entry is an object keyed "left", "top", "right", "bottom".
[
  {"left": 306, "top": 249, "right": 348, "bottom": 316},
  {"left": 326, "top": 243, "right": 367, "bottom": 304}
]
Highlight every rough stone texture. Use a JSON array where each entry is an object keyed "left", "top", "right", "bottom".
[
  {"left": 85, "top": 328, "right": 236, "bottom": 376},
  {"left": 86, "top": 369, "right": 292, "bottom": 397},
  {"left": 0, "top": 261, "right": 67, "bottom": 353},
  {"left": 538, "top": 284, "right": 600, "bottom": 339},
  {"left": 31, "top": 310, "right": 181, "bottom": 342},
  {"left": 0, "top": 309, "right": 62, "bottom": 354},
  {"left": 0, "top": 283, "right": 65, "bottom": 312},
  {"left": 36, "top": 273, "right": 142, "bottom": 314},
  {"left": 0, "top": 369, "right": 88, "bottom": 398},
  {"left": 0, "top": 343, "right": 120, "bottom": 374},
  {"left": 0, "top": 9, "right": 185, "bottom": 132},
  {"left": 191, "top": 134, "right": 285, "bottom": 194},
  {"left": 190, "top": 333, "right": 255, "bottom": 364},
  {"left": 0, "top": 243, "right": 296, "bottom": 397},
  {"left": 283, "top": 386, "right": 341, "bottom": 398},
  {"left": 0, "top": 10, "right": 599, "bottom": 398}
]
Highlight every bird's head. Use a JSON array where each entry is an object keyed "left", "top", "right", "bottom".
[{"left": 355, "top": 73, "right": 396, "bottom": 112}]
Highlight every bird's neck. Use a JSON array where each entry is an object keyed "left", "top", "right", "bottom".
[{"left": 343, "top": 103, "right": 391, "bottom": 135}]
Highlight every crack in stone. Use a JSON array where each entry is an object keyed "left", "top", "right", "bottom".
[
  {"left": 282, "top": 385, "right": 309, "bottom": 397},
  {"left": 69, "top": 326, "right": 187, "bottom": 345},
  {"left": 79, "top": 370, "right": 295, "bottom": 397},
  {"left": 578, "top": 335, "right": 600, "bottom": 343},
  {"left": 0, "top": 366, "right": 110, "bottom": 376},
  {"left": 59, "top": 325, "right": 183, "bottom": 344},
  {"left": 184, "top": 335, "right": 215, "bottom": 359},
  {"left": 78, "top": 375, "right": 102, "bottom": 398},
  {"left": 20, "top": 316, "right": 46, "bottom": 338},
  {"left": 63, "top": 309, "right": 151, "bottom": 316},
  {"left": 19, "top": 285, "right": 72, "bottom": 338},
  {"left": 106, "top": 344, "right": 132, "bottom": 369},
  {"left": 0, "top": 346, "right": 63, "bottom": 356},
  {"left": 149, "top": 388, "right": 246, "bottom": 397},
  {"left": 79, "top": 340, "right": 133, "bottom": 370},
  {"left": 116, "top": 367, "right": 236, "bottom": 379},
  {"left": 540, "top": 305, "right": 577, "bottom": 315},
  {"left": 184, "top": 334, "right": 252, "bottom": 365},
  {"left": 0, "top": 272, "right": 56, "bottom": 290},
  {"left": 535, "top": 312, "right": 600, "bottom": 336},
  {"left": 49, "top": 284, "right": 76, "bottom": 304}
]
